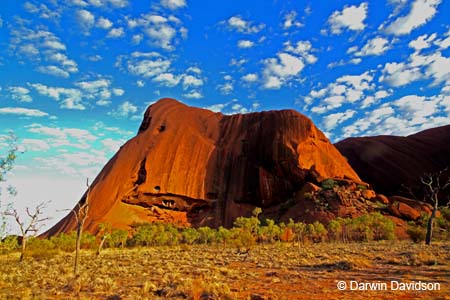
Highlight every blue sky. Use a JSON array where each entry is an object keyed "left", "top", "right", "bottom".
[{"left": 0, "top": 0, "right": 449, "bottom": 230}]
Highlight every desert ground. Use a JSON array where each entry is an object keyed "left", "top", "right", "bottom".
[{"left": 0, "top": 241, "right": 449, "bottom": 300}]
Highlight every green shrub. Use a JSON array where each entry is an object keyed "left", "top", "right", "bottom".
[
  {"left": 357, "top": 185, "right": 368, "bottom": 191},
  {"left": 0, "top": 235, "right": 18, "bottom": 253},
  {"left": 321, "top": 178, "right": 336, "bottom": 190},
  {"left": 107, "top": 228, "right": 128, "bottom": 248},
  {"left": 407, "top": 225, "right": 426, "bottom": 243}
]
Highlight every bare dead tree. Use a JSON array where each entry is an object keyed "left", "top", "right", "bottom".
[
  {"left": 73, "top": 178, "right": 90, "bottom": 275},
  {"left": 421, "top": 168, "right": 450, "bottom": 245},
  {"left": 4, "top": 202, "right": 50, "bottom": 261},
  {"left": 96, "top": 222, "right": 112, "bottom": 256}
]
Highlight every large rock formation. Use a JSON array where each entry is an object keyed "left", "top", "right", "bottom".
[
  {"left": 335, "top": 125, "right": 450, "bottom": 201},
  {"left": 44, "top": 98, "right": 361, "bottom": 236}
]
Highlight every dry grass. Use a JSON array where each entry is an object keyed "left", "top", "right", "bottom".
[{"left": 0, "top": 241, "right": 449, "bottom": 300}]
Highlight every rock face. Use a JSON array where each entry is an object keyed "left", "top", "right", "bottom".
[
  {"left": 44, "top": 98, "right": 361, "bottom": 236},
  {"left": 335, "top": 125, "right": 450, "bottom": 200}
]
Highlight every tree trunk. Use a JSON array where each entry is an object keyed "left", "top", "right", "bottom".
[
  {"left": 96, "top": 235, "right": 107, "bottom": 256},
  {"left": 74, "top": 225, "right": 82, "bottom": 275},
  {"left": 20, "top": 237, "right": 26, "bottom": 262},
  {"left": 425, "top": 206, "right": 438, "bottom": 245}
]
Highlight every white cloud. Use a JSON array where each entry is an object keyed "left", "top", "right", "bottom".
[
  {"left": 37, "top": 65, "right": 70, "bottom": 78},
  {"left": 354, "top": 37, "right": 390, "bottom": 56},
  {"left": 237, "top": 40, "right": 255, "bottom": 49},
  {"left": 76, "top": 9, "right": 95, "bottom": 33},
  {"left": 182, "top": 74, "right": 203, "bottom": 89},
  {"left": 306, "top": 71, "right": 375, "bottom": 113},
  {"left": 72, "top": 0, "right": 128, "bottom": 8},
  {"left": 22, "top": 139, "right": 51, "bottom": 151},
  {"left": 218, "top": 82, "right": 233, "bottom": 95},
  {"left": 107, "top": 27, "right": 125, "bottom": 38},
  {"left": 322, "top": 109, "right": 356, "bottom": 130},
  {"left": 96, "top": 17, "right": 113, "bottom": 29},
  {"left": 8, "top": 86, "right": 32, "bottom": 102},
  {"left": 226, "top": 16, "right": 265, "bottom": 34},
  {"left": 0, "top": 107, "right": 49, "bottom": 117},
  {"left": 118, "top": 52, "right": 171, "bottom": 78},
  {"left": 128, "top": 14, "right": 185, "bottom": 50},
  {"left": 262, "top": 52, "right": 305, "bottom": 89},
  {"left": 284, "top": 40, "right": 317, "bottom": 64},
  {"left": 385, "top": 0, "right": 441, "bottom": 35},
  {"left": 101, "top": 138, "right": 124, "bottom": 152},
  {"left": 112, "top": 88, "right": 124, "bottom": 96},
  {"left": 242, "top": 73, "right": 258, "bottom": 83},
  {"left": 380, "top": 50, "right": 450, "bottom": 87},
  {"left": 160, "top": 0, "right": 186, "bottom": 10},
  {"left": 206, "top": 103, "right": 226, "bottom": 112},
  {"left": 153, "top": 73, "right": 181, "bottom": 87},
  {"left": 23, "top": 2, "right": 60, "bottom": 20},
  {"left": 183, "top": 91, "right": 203, "bottom": 99},
  {"left": 434, "top": 29, "right": 450, "bottom": 49},
  {"left": 109, "top": 101, "right": 138, "bottom": 119},
  {"left": 283, "top": 11, "right": 303, "bottom": 29},
  {"left": 328, "top": 2, "right": 368, "bottom": 34},
  {"left": 409, "top": 33, "right": 437, "bottom": 50},
  {"left": 9, "top": 25, "right": 78, "bottom": 78},
  {"left": 30, "top": 80, "right": 119, "bottom": 109}
]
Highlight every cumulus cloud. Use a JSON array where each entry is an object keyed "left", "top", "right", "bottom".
[
  {"left": 262, "top": 53, "right": 304, "bottom": 89},
  {"left": 262, "top": 41, "right": 316, "bottom": 89},
  {"left": 225, "top": 16, "right": 265, "bottom": 34},
  {"left": 8, "top": 86, "right": 32, "bottom": 102},
  {"left": 0, "top": 107, "right": 49, "bottom": 117},
  {"left": 380, "top": 50, "right": 450, "bottom": 87},
  {"left": 305, "top": 72, "right": 375, "bottom": 113},
  {"left": 96, "top": 17, "right": 113, "bottom": 29},
  {"left": 107, "top": 27, "right": 125, "bottom": 38},
  {"left": 237, "top": 40, "right": 255, "bottom": 49},
  {"left": 328, "top": 2, "right": 368, "bottom": 34},
  {"left": 127, "top": 14, "right": 185, "bottom": 50},
  {"left": 76, "top": 9, "right": 95, "bottom": 33},
  {"left": 283, "top": 11, "right": 303, "bottom": 29},
  {"left": 284, "top": 40, "right": 317, "bottom": 64},
  {"left": 409, "top": 33, "right": 437, "bottom": 51},
  {"left": 183, "top": 91, "right": 203, "bottom": 99},
  {"left": 9, "top": 24, "right": 78, "bottom": 78},
  {"left": 117, "top": 52, "right": 171, "bottom": 78},
  {"left": 385, "top": 0, "right": 442, "bottom": 35},
  {"left": 322, "top": 109, "right": 356, "bottom": 130},
  {"left": 153, "top": 73, "right": 181, "bottom": 87},
  {"left": 160, "top": 0, "right": 186, "bottom": 10},
  {"left": 242, "top": 73, "right": 258, "bottom": 83},
  {"left": 23, "top": 2, "right": 60, "bottom": 20},
  {"left": 353, "top": 37, "right": 390, "bottom": 56},
  {"left": 108, "top": 101, "right": 138, "bottom": 119}
]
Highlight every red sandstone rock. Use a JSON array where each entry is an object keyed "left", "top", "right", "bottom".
[
  {"left": 389, "top": 196, "right": 434, "bottom": 216},
  {"left": 335, "top": 125, "right": 450, "bottom": 200},
  {"left": 44, "top": 98, "right": 360, "bottom": 236},
  {"left": 299, "top": 182, "right": 321, "bottom": 195},
  {"left": 374, "top": 194, "right": 389, "bottom": 204},
  {"left": 361, "top": 190, "right": 376, "bottom": 200},
  {"left": 388, "top": 201, "right": 421, "bottom": 221}
]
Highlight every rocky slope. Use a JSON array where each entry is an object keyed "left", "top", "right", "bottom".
[
  {"left": 44, "top": 98, "right": 366, "bottom": 236},
  {"left": 335, "top": 125, "right": 450, "bottom": 200}
]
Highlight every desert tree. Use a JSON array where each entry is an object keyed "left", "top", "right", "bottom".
[
  {"left": 96, "top": 222, "right": 112, "bottom": 256},
  {"left": 4, "top": 202, "right": 50, "bottom": 261},
  {"left": 73, "top": 178, "right": 90, "bottom": 275},
  {"left": 421, "top": 168, "right": 450, "bottom": 245}
]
